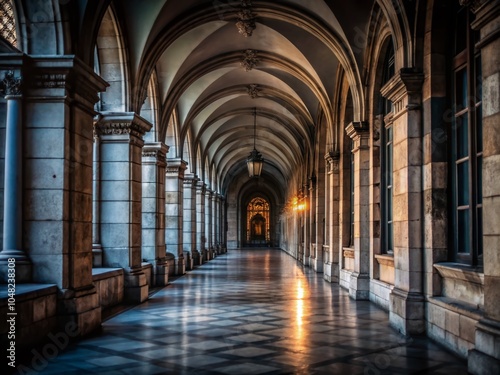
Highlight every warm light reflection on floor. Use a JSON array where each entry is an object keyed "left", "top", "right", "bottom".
[{"left": 296, "top": 278, "right": 305, "bottom": 341}]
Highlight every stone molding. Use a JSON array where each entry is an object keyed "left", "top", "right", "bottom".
[
  {"left": 196, "top": 181, "right": 207, "bottom": 194},
  {"left": 324, "top": 151, "right": 340, "bottom": 174},
  {"left": 142, "top": 142, "right": 169, "bottom": 165},
  {"left": 96, "top": 112, "right": 152, "bottom": 139},
  {"left": 460, "top": 0, "right": 487, "bottom": 12},
  {"left": 183, "top": 174, "right": 199, "bottom": 187},
  {"left": 380, "top": 69, "right": 424, "bottom": 119},
  {"left": 166, "top": 158, "right": 188, "bottom": 178},
  {"left": 27, "top": 56, "right": 109, "bottom": 106},
  {"left": 346, "top": 122, "right": 370, "bottom": 151},
  {"left": 471, "top": 0, "right": 500, "bottom": 48}
]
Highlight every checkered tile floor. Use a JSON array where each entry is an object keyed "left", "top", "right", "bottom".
[{"left": 18, "top": 249, "right": 468, "bottom": 374}]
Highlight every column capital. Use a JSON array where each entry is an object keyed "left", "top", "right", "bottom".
[
  {"left": 142, "top": 142, "right": 169, "bottom": 165},
  {"left": 183, "top": 173, "right": 199, "bottom": 187},
  {"left": 380, "top": 69, "right": 424, "bottom": 115},
  {"left": 471, "top": 0, "right": 500, "bottom": 48},
  {"left": 347, "top": 122, "right": 370, "bottom": 151},
  {"left": 0, "top": 70, "right": 22, "bottom": 97},
  {"left": 26, "top": 56, "right": 109, "bottom": 107},
  {"left": 166, "top": 158, "right": 188, "bottom": 178},
  {"left": 196, "top": 181, "right": 207, "bottom": 193},
  {"left": 460, "top": 0, "right": 488, "bottom": 13},
  {"left": 325, "top": 151, "right": 340, "bottom": 174},
  {"left": 96, "top": 112, "right": 152, "bottom": 140}
]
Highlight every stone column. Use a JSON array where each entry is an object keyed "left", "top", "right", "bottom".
[
  {"left": 381, "top": 70, "right": 425, "bottom": 334},
  {"left": 302, "top": 185, "right": 310, "bottom": 265},
  {"left": 214, "top": 194, "right": 221, "bottom": 254},
  {"left": 22, "top": 56, "right": 107, "bottom": 334},
  {"left": 315, "top": 169, "right": 326, "bottom": 273},
  {"left": 220, "top": 196, "right": 227, "bottom": 252},
  {"left": 0, "top": 70, "right": 31, "bottom": 282},
  {"left": 92, "top": 131, "right": 103, "bottom": 267},
  {"left": 205, "top": 189, "right": 213, "bottom": 259},
  {"left": 346, "top": 122, "right": 370, "bottom": 300},
  {"left": 211, "top": 192, "right": 218, "bottom": 257},
  {"left": 469, "top": 2, "right": 500, "bottom": 374},
  {"left": 142, "top": 143, "right": 169, "bottom": 286},
  {"left": 196, "top": 181, "right": 207, "bottom": 262},
  {"left": 308, "top": 178, "right": 317, "bottom": 267},
  {"left": 96, "top": 112, "right": 152, "bottom": 303},
  {"left": 324, "top": 152, "right": 340, "bottom": 282},
  {"left": 165, "top": 158, "right": 187, "bottom": 275},
  {"left": 183, "top": 174, "right": 199, "bottom": 268}
]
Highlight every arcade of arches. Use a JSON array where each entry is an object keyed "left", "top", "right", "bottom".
[{"left": 0, "top": 1, "right": 499, "bottom": 374}]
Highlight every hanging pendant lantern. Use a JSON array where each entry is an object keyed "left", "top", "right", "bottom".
[{"left": 247, "top": 107, "right": 264, "bottom": 177}]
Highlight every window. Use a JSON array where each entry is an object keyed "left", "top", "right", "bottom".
[
  {"left": 450, "top": 5, "right": 482, "bottom": 265},
  {"left": 349, "top": 139, "right": 355, "bottom": 247},
  {"left": 381, "top": 40, "right": 395, "bottom": 254},
  {"left": 0, "top": 0, "right": 17, "bottom": 47}
]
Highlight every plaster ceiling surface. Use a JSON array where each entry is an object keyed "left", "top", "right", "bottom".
[{"left": 117, "top": 0, "right": 372, "bottom": 194}]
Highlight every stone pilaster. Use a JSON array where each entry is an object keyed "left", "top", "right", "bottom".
[
  {"left": 468, "top": 2, "right": 500, "bottom": 374},
  {"left": 315, "top": 169, "right": 326, "bottom": 273},
  {"left": 302, "top": 184, "right": 310, "bottom": 265},
  {"left": 308, "top": 178, "right": 317, "bottom": 267},
  {"left": 0, "top": 67, "right": 31, "bottom": 282},
  {"left": 324, "top": 151, "right": 340, "bottom": 282},
  {"left": 345, "top": 122, "right": 370, "bottom": 300},
  {"left": 205, "top": 189, "right": 213, "bottom": 259},
  {"left": 165, "top": 158, "right": 188, "bottom": 275},
  {"left": 381, "top": 70, "right": 425, "bottom": 334},
  {"left": 142, "top": 143, "right": 169, "bottom": 286},
  {"left": 22, "top": 56, "right": 108, "bottom": 335},
  {"left": 196, "top": 182, "right": 207, "bottom": 262},
  {"left": 96, "top": 112, "right": 152, "bottom": 303},
  {"left": 183, "top": 174, "right": 199, "bottom": 268},
  {"left": 210, "top": 192, "right": 217, "bottom": 259}
]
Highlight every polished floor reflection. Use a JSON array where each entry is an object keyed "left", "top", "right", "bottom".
[{"left": 28, "top": 249, "right": 467, "bottom": 374}]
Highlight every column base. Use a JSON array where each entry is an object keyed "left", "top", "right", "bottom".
[
  {"left": 349, "top": 272, "right": 370, "bottom": 300},
  {"left": 468, "top": 319, "right": 500, "bottom": 375},
  {"left": 58, "top": 286, "right": 101, "bottom": 337},
  {"left": 176, "top": 257, "right": 186, "bottom": 275},
  {"left": 389, "top": 288, "right": 425, "bottom": 335},
  {"left": 165, "top": 252, "right": 176, "bottom": 276},
  {"left": 323, "top": 262, "right": 339, "bottom": 283},
  {"left": 92, "top": 244, "right": 103, "bottom": 267},
  {"left": 184, "top": 251, "right": 194, "bottom": 271},
  {"left": 313, "top": 257, "right": 324, "bottom": 273},
  {"left": 155, "top": 263, "right": 169, "bottom": 286},
  {"left": 0, "top": 256, "right": 32, "bottom": 283},
  {"left": 191, "top": 250, "right": 202, "bottom": 266},
  {"left": 124, "top": 269, "right": 149, "bottom": 303}
]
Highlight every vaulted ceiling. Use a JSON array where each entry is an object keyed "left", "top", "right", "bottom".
[{"left": 98, "top": 0, "right": 374, "bottom": 195}]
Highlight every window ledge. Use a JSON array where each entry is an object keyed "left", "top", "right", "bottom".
[
  {"left": 343, "top": 248, "right": 354, "bottom": 258},
  {"left": 375, "top": 254, "right": 394, "bottom": 267},
  {"left": 434, "top": 262, "right": 484, "bottom": 285}
]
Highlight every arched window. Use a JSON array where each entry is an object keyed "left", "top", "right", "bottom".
[
  {"left": 0, "top": 0, "right": 17, "bottom": 47},
  {"left": 450, "top": 4, "right": 482, "bottom": 266},
  {"left": 381, "top": 39, "right": 395, "bottom": 254}
]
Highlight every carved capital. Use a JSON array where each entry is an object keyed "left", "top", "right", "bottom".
[
  {"left": 380, "top": 69, "right": 424, "bottom": 116},
  {"left": 241, "top": 50, "right": 259, "bottom": 71},
  {"left": 183, "top": 173, "right": 199, "bottom": 187},
  {"left": 142, "top": 142, "right": 169, "bottom": 165},
  {"left": 0, "top": 70, "right": 21, "bottom": 96},
  {"left": 459, "top": 0, "right": 486, "bottom": 12},
  {"left": 324, "top": 151, "right": 340, "bottom": 174},
  {"left": 166, "top": 158, "right": 188, "bottom": 179},
  {"left": 95, "top": 112, "right": 152, "bottom": 139},
  {"left": 196, "top": 181, "right": 207, "bottom": 194},
  {"left": 345, "top": 122, "right": 369, "bottom": 140}
]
